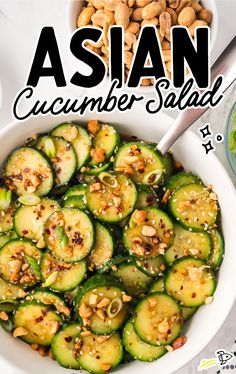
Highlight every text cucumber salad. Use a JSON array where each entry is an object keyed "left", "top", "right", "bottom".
[{"left": 0, "top": 120, "right": 223, "bottom": 372}]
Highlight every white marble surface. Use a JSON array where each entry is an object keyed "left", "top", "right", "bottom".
[{"left": 0, "top": 0, "right": 236, "bottom": 373}]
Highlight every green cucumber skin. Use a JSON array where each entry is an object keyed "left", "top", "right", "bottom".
[
  {"left": 208, "top": 229, "right": 224, "bottom": 270},
  {"left": 163, "top": 172, "right": 201, "bottom": 195},
  {"left": 4, "top": 147, "right": 55, "bottom": 196}
]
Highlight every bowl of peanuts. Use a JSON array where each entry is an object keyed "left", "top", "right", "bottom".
[{"left": 69, "top": 0, "right": 218, "bottom": 90}]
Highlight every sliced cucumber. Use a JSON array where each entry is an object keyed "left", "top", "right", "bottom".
[
  {"left": 97, "top": 255, "right": 127, "bottom": 274},
  {"left": 181, "top": 306, "right": 197, "bottom": 320},
  {"left": 0, "top": 277, "right": 26, "bottom": 301},
  {"left": 123, "top": 319, "right": 166, "bottom": 361},
  {"left": 29, "top": 288, "right": 70, "bottom": 318},
  {"left": 0, "top": 239, "right": 42, "bottom": 287},
  {"left": 52, "top": 323, "right": 82, "bottom": 369},
  {"left": 163, "top": 172, "right": 201, "bottom": 195},
  {"left": 88, "top": 222, "right": 114, "bottom": 270},
  {"left": 51, "top": 123, "right": 91, "bottom": 170},
  {"left": 169, "top": 184, "right": 218, "bottom": 231},
  {"left": 85, "top": 162, "right": 111, "bottom": 176},
  {"left": 208, "top": 229, "right": 224, "bottom": 270},
  {"left": 133, "top": 293, "right": 182, "bottom": 346},
  {"left": 164, "top": 224, "right": 211, "bottom": 265},
  {"left": 36, "top": 135, "right": 77, "bottom": 186},
  {"left": 14, "top": 198, "right": 60, "bottom": 242},
  {"left": 77, "top": 331, "right": 123, "bottom": 374},
  {"left": 90, "top": 124, "right": 120, "bottom": 165},
  {"left": 5, "top": 147, "right": 54, "bottom": 196},
  {"left": 135, "top": 256, "right": 167, "bottom": 277},
  {"left": 165, "top": 257, "right": 216, "bottom": 307},
  {"left": 44, "top": 208, "right": 94, "bottom": 262},
  {"left": 149, "top": 278, "right": 164, "bottom": 293},
  {"left": 62, "top": 184, "right": 87, "bottom": 210},
  {"left": 0, "top": 186, "right": 15, "bottom": 233},
  {"left": 13, "top": 301, "right": 62, "bottom": 345},
  {"left": 86, "top": 172, "right": 137, "bottom": 223},
  {"left": 112, "top": 262, "right": 152, "bottom": 296},
  {"left": 123, "top": 207, "right": 174, "bottom": 260},
  {"left": 135, "top": 185, "right": 159, "bottom": 209},
  {"left": 75, "top": 275, "right": 128, "bottom": 334},
  {"left": 40, "top": 250, "right": 86, "bottom": 292},
  {"left": 114, "top": 142, "right": 164, "bottom": 186},
  {"left": 0, "top": 231, "right": 17, "bottom": 247}
]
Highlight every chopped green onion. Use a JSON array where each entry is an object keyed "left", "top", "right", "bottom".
[
  {"left": 45, "top": 137, "right": 56, "bottom": 158},
  {"left": 107, "top": 298, "right": 123, "bottom": 319},
  {"left": 43, "top": 271, "right": 59, "bottom": 287},
  {"left": 0, "top": 301, "right": 18, "bottom": 312},
  {"left": 99, "top": 172, "right": 118, "bottom": 188},
  {"left": 129, "top": 209, "right": 138, "bottom": 229},
  {"left": 0, "top": 189, "right": 12, "bottom": 211},
  {"left": 25, "top": 255, "right": 41, "bottom": 278},
  {"left": 18, "top": 194, "right": 41, "bottom": 206},
  {"left": 1, "top": 318, "right": 14, "bottom": 332},
  {"left": 143, "top": 169, "right": 162, "bottom": 185},
  {"left": 57, "top": 226, "right": 69, "bottom": 249}
]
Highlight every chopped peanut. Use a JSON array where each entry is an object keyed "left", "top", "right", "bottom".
[
  {"left": 38, "top": 347, "right": 47, "bottom": 357},
  {"left": 188, "top": 267, "right": 202, "bottom": 282},
  {"left": 96, "top": 309, "right": 106, "bottom": 320},
  {"left": 133, "top": 210, "right": 147, "bottom": 225},
  {"left": 141, "top": 225, "right": 156, "bottom": 237},
  {"left": 205, "top": 296, "right": 214, "bottom": 305},
  {"left": 36, "top": 238, "right": 46, "bottom": 249},
  {"left": 161, "top": 189, "right": 171, "bottom": 204},
  {"left": 166, "top": 345, "right": 174, "bottom": 352},
  {"left": 101, "top": 364, "right": 112, "bottom": 371},
  {"left": 13, "top": 327, "right": 29, "bottom": 338},
  {"left": 172, "top": 336, "right": 187, "bottom": 350},
  {"left": 90, "top": 182, "right": 102, "bottom": 192},
  {"left": 79, "top": 303, "right": 93, "bottom": 318},
  {"left": 80, "top": 330, "right": 92, "bottom": 337},
  {"left": 158, "top": 318, "right": 170, "bottom": 334},
  {"left": 148, "top": 297, "right": 157, "bottom": 307},
  {"left": 91, "top": 148, "right": 106, "bottom": 163},
  {"left": 89, "top": 294, "right": 98, "bottom": 306},
  {"left": 88, "top": 120, "right": 100, "bottom": 135},
  {"left": 122, "top": 294, "right": 132, "bottom": 302},
  {"left": 113, "top": 196, "right": 121, "bottom": 208},
  {"left": 31, "top": 344, "right": 39, "bottom": 351},
  {"left": 97, "top": 297, "right": 111, "bottom": 308},
  {"left": 210, "top": 192, "right": 218, "bottom": 201},
  {"left": 132, "top": 243, "right": 145, "bottom": 256},
  {"left": 0, "top": 311, "right": 8, "bottom": 321}
]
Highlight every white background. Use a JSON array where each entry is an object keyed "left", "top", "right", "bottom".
[{"left": 0, "top": 0, "right": 236, "bottom": 373}]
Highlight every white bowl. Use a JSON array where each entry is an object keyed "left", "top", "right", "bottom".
[
  {"left": 0, "top": 108, "right": 235, "bottom": 374},
  {"left": 68, "top": 0, "right": 219, "bottom": 94}
]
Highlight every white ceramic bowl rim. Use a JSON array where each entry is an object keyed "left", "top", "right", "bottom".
[{"left": 0, "top": 109, "right": 236, "bottom": 374}]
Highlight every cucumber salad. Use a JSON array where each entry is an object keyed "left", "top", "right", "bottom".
[{"left": 0, "top": 120, "right": 223, "bottom": 372}]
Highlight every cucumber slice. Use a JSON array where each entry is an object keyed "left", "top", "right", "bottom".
[
  {"left": 133, "top": 293, "right": 182, "bottom": 346},
  {"left": 114, "top": 142, "right": 164, "bottom": 186},
  {"left": 88, "top": 222, "right": 114, "bottom": 270},
  {"left": 163, "top": 172, "right": 201, "bottom": 195},
  {"left": 169, "top": 184, "right": 218, "bottom": 231},
  {"left": 14, "top": 198, "right": 60, "bottom": 242},
  {"left": 52, "top": 323, "right": 82, "bottom": 369},
  {"left": 164, "top": 224, "right": 212, "bottom": 265},
  {"left": 86, "top": 172, "right": 137, "bottom": 223},
  {"left": 29, "top": 288, "right": 70, "bottom": 318},
  {"left": 0, "top": 277, "right": 26, "bottom": 301},
  {"left": 90, "top": 124, "right": 120, "bottom": 165},
  {"left": 181, "top": 306, "right": 197, "bottom": 320},
  {"left": 135, "top": 256, "right": 167, "bottom": 277},
  {"left": 75, "top": 275, "right": 128, "bottom": 334},
  {"left": 161, "top": 152, "right": 174, "bottom": 181},
  {"left": 97, "top": 255, "right": 127, "bottom": 274},
  {"left": 135, "top": 185, "right": 159, "bottom": 209},
  {"left": 5, "top": 147, "right": 54, "bottom": 196},
  {"left": 51, "top": 123, "right": 92, "bottom": 170},
  {"left": 62, "top": 184, "right": 87, "bottom": 210},
  {"left": 123, "top": 207, "right": 174, "bottom": 260},
  {"left": 77, "top": 331, "right": 123, "bottom": 374},
  {"left": 0, "top": 239, "right": 42, "bottom": 287},
  {"left": 123, "top": 319, "right": 166, "bottom": 361},
  {"left": 85, "top": 162, "right": 111, "bottom": 176},
  {"left": 36, "top": 136, "right": 77, "bottom": 186},
  {"left": 40, "top": 250, "right": 86, "bottom": 292},
  {"left": 165, "top": 257, "right": 216, "bottom": 307},
  {"left": 112, "top": 262, "right": 152, "bottom": 296},
  {"left": 13, "top": 301, "right": 62, "bottom": 345},
  {"left": 0, "top": 186, "right": 15, "bottom": 233},
  {"left": 44, "top": 208, "right": 94, "bottom": 262},
  {"left": 149, "top": 277, "right": 164, "bottom": 293},
  {"left": 0, "top": 231, "right": 17, "bottom": 247},
  {"left": 208, "top": 229, "right": 224, "bottom": 270}
]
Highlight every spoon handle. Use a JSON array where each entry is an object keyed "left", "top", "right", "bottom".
[{"left": 157, "top": 34, "right": 236, "bottom": 156}]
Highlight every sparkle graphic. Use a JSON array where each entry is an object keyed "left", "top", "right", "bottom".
[
  {"left": 202, "top": 139, "right": 215, "bottom": 154},
  {"left": 198, "top": 123, "right": 213, "bottom": 139}
]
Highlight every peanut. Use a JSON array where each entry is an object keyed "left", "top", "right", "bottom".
[
  {"left": 103, "top": 0, "right": 120, "bottom": 10},
  {"left": 131, "top": 7, "right": 143, "bottom": 21},
  {"left": 13, "top": 327, "right": 29, "bottom": 338},
  {"left": 159, "top": 11, "right": 172, "bottom": 40},
  {"left": 126, "top": 21, "right": 140, "bottom": 33},
  {"left": 192, "top": 0, "right": 203, "bottom": 12},
  {"left": 176, "top": 0, "right": 192, "bottom": 15},
  {"left": 77, "top": 7, "right": 96, "bottom": 27},
  {"left": 178, "top": 6, "right": 195, "bottom": 26},
  {"left": 172, "top": 336, "right": 187, "bottom": 350},
  {"left": 124, "top": 51, "right": 133, "bottom": 67},
  {"left": 93, "top": 0, "right": 104, "bottom": 9},
  {"left": 142, "top": 17, "right": 158, "bottom": 26},
  {"left": 115, "top": 3, "right": 130, "bottom": 28},
  {"left": 136, "top": 0, "right": 152, "bottom": 7},
  {"left": 199, "top": 8, "right": 212, "bottom": 24},
  {"left": 142, "top": 2, "right": 162, "bottom": 19},
  {"left": 166, "top": 7, "right": 177, "bottom": 25},
  {"left": 92, "top": 12, "right": 107, "bottom": 27}
]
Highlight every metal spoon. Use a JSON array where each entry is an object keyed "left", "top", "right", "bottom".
[{"left": 157, "top": 35, "right": 236, "bottom": 155}]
